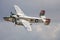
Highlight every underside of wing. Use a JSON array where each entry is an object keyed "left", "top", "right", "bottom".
[
  {"left": 20, "top": 19, "right": 32, "bottom": 31},
  {"left": 14, "top": 5, "right": 24, "bottom": 16}
]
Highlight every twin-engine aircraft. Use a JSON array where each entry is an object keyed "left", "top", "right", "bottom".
[{"left": 3, "top": 5, "right": 51, "bottom": 31}]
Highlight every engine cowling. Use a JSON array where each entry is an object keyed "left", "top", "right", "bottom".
[
  {"left": 35, "top": 19, "right": 39, "bottom": 23},
  {"left": 15, "top": 20, "right": 23, "bottom": 25},
  {"left": 44, "top": 18, "right": 51, "bottom": 25},
  {"left": 10, "top": 12, "right": 15, "bottom": 15}
]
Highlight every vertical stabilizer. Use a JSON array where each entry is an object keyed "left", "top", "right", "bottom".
[
  {"left": 39, "top": 10, "right": 46, "bottom": 19},
  {"left": 39, "top": 10, "right": 45, "bottom": 16}
]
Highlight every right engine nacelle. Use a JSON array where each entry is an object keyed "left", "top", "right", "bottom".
[{"left": 44, "top": 18, "right": 51, "bottom": 25}]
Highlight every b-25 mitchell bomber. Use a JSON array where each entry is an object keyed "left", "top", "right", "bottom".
[{"left": 3, "top": 5, "right": 51, "bottom": 31}]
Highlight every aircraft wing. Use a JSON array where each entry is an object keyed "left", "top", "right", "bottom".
[
  {"left": 20, "top": 19, "right": 32, "bottom": 31},
  {"left": 14, "top": 5, "right": 24, "bottom": 16}
]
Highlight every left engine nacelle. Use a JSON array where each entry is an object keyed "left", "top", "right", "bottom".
[
  {"left": 15, "top": 20, "right": 23, "bottom": 25},
  {"left": 44, "top": 18, "right": 51, "bottom": 25}
]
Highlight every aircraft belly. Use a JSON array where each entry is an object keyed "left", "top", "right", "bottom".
[
  {"left": 19, "top": 18, "right": 43, "bottom": 23},
  {"left": 24, "top": 19, "right": 43, "bottom": 23},
  {"left": 29, "top": 19, "right": 43, "bottom": 23}
]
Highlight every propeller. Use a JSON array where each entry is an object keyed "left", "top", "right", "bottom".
[
  {"left": 10, "top": 12, "right": 15, "bottom": 17},
  {"left": 10, "top": 12, "right": 15, "bottom": 15}
]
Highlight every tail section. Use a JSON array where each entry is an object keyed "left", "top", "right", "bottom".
[
  {"left": 14, "top": 5, "right": 25, "bottom": 16},
  {"left": 39, "top": 10, "right": 46, "bottom": 19},
  {"left": 39, "top": 10, "right": 51, "bottom": 25},
  {"left": 39, "top": 10, "right": 45, "bottom": 16}
]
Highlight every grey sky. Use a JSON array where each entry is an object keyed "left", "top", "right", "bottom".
[
  {"left": 0, "top": 21, "right": 60, "bottom": 40},
  {"left": 0, "top": 0, "right": 60, "bottom": 40},
  {"left": 0, "top": 0, "right": 60, "bottom": 22}
]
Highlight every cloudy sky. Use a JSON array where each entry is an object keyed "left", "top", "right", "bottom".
[{"left": 0, "top": 0, "right": 60, "bottom": 40}]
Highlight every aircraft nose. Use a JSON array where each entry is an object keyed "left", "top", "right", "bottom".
[
  {"left": 3, "top": 17, "right": 9, "bottom": 21},
  {"left": 3, "top": 17, "right": 6, "bottom": 20}
]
